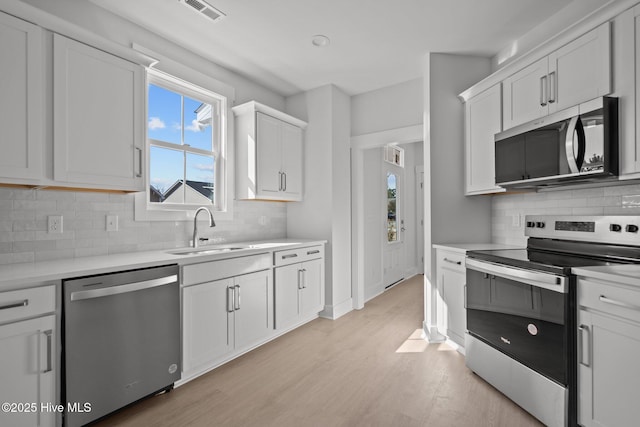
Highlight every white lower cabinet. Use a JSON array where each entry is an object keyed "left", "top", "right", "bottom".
[
  {"left": 577, "top": 275, "right": 640, "bottom": 427},
  {"left": 435, "top": 248, "right": 466, "bottom": 348},
  {"left": 0, "top": 286, "right": 56, "bottom": 427},
  {"left": 182, "top": 269, "right": 272, "bottom": 376},
  {"left": 274, "top": 245, "right": 325, "bottom": 331}
]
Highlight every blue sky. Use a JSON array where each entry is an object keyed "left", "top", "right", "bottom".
[{"left": 147, "top": 84, "right": 215, "bottom": 194}]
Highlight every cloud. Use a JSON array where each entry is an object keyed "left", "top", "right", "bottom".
[
  {"left": 148, "top": 117, "right": 166, "bottom": 130},
  {"left": 193, "top": 163, "right": 214, "bottom": 172},
  {"left": 172, "top": 120, "right": 211, "bottom": 133}
]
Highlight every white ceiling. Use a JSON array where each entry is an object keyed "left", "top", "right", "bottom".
[{"left": 90, "top": 0, "right": 579, "bottom": 97}]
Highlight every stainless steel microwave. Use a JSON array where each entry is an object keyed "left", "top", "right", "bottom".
[{"left": 495, "top": 97, "right": 618, "bottom": 189}]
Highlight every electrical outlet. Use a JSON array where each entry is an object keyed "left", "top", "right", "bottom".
[
  {"left": 48, "top": 215, "right": 63, "bottom": 234},
  {"left": 106, "top": 215, "right": 118, "bottom": 232}
]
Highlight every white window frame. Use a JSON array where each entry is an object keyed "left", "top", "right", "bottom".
[
  {"left": 135, "top": 66, "right": 235, "bottom": 221},
  {"left": 146, "top": 69, "right": 227, "bottom": 212}
]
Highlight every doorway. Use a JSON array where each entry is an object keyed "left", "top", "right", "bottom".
[{"left": 383, "top": 168, "right": 404, "bottom": 288}]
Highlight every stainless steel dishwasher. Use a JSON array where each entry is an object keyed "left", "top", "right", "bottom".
[{"left": 62, "top": 264, "right": 180, "bottom": 427}]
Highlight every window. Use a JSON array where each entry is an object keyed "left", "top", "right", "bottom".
[
  {"left": 146, "top": 70, "right": 227, "bottom": 211},
  {"left": 387, "top": 173, "right": 397, "bottom": 242}
]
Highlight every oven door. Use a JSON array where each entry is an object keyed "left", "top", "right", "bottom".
[{"left": 465, "top": 258, "right": 569, "bottom": 385}]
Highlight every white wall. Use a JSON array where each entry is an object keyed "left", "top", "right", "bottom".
[
  {"left": 422, "top": 53, "right": 493, "bottom": 338},
  {"left": 351, "top": 78, "right": 423, "bottom": 136},
  {"left": 286, "top": 85, "right": 352, "bottom": 319}
]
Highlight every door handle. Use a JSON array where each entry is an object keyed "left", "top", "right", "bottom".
[
  {"left": 0, "top": 299, "right": 28, "bottom": 311},
  {"left": 443, "top": 258, "right": 462, "bottom": 266},
  {"left": 234, "top": 285, "right": 241, "bottom": 310},
  {"left": 578, "top": 325, "right": 591, "bottom": 367},
  {"left": 70, "top": 275, "right": 177, "bottom": 301},
  {"left": 227, "top": 286, "right": 235, "bottom": 313},
  {"left": 43, "top": 330, "right": 53, "bottom": 373},
  {"left": 278, "top": 172, "right": 283, "bottom": 191},
  {"left": 283, "top": 172, "right": 287, "bottom": 192},
  {"left": 564, "top": 115, "right": 585, "bottom": 174},
  {"left": 302, "top": 268, "right": 307, "bottom": 289},
  {"left": 464, "top": 285, "right": 467, "bottom": 309},
  {"left": 548, "top": 71, "right": 556, "bottom": 104},
  {"left": 136, "top": 147, "right": 143, "bottom": 177},
  {"left": 540, "top": 75, "right": 548, "bottom": 107}
]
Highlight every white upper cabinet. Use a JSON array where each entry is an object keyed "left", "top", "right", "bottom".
[
  {"left": 503, "top": 22, "right": 611, "bottom": 129},
  {"left": 233, "top": 101, "right": 306, "bottom": 201},
  {"left": 53, "top": 34, "right": 144, "bottom": 191},
  {"left": 0, "top": 12, "right": 44, "bottom": 183},
  {"left": 464, "top": 83, "right": 504, "bottom": 195}
]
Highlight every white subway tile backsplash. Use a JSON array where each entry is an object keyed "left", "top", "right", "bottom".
[
  {"left": 492, "top": 183, "right": 640, "bottom": 244},
  {"left": 0, "top": 189, "right": 287, "bottom": 265}
]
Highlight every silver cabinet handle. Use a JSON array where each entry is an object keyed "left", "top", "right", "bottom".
[
  {"left": 226, "top": 286, "right": 235, "bottom": 313},
  {"left": 70, "top": 275, "right": 177, "bottom": 301},
  {"left": 0, "top": 299, "right": 28, "bottom": 311},
  {"left": 283, "top": 172, "right": 287, "bottom": 191},
  {"left": 599, "top": 295, "right": 640, "bottom": 312},
  {"left": 278, "top": 171, "right": 283, "bottom": 191},
  {"left": 136, "top": 147, "right": 143, "bottom": 177},
  {"left": 302, "top": 268, "right": 307, "bottom": 289},
  {"left": 43, "top": 330, "right": 53, "bottom": 373},
  {"left": 540, "top": 75, "right": 548, "bottom": 106},
  {"left": 298, "top": 269, "right": 303, "bottom": 290},
  {"left": 548, "top": 71, "right": 556, "bottom": 104},
  {"left": 443, "top": 258, "right": 461, "bottom": 266},
  {"left": 234, "top": 285, "right": 241, "bottom": 310},
  {"left": 464, "top": 284, "right": 467, "bottom": 309},
  {"left": 282, "top": 254, "right": 298, "bottom": 259},
  {"left": 578, "top": 325, "right": 591, "bottom": 367},
  {"left": 307, "top": 249, "right": 320, "bottom": 255}
]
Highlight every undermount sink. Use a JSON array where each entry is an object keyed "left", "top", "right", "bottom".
[{"left": 166, "top": 245, "right": 249, "bottom": 256}]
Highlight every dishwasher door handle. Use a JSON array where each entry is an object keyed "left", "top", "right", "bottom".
[{"left": 70, "top": 275, "right": 178, "bottom": 301}]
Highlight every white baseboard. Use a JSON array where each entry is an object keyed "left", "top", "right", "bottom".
[
  {"left": 320, "top": 298, "right": 353, "bottom": 320},
  {"left": 423, "top": 321, "right": 446, "bottom": 343}
]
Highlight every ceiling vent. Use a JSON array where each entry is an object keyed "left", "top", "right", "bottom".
[{"left": 179, "top": 0, "right": 226, "bottom": 23}]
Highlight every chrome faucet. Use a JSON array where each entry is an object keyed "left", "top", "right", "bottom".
[{"left": 193, "top": 207, "right": 216, "bottom": 248}]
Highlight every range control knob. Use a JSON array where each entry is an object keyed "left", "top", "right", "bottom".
[
  {"left": 610, "top": 223, "right": 622, "bottom": 232},
  {"left": 526, "top": 221, "right": 536, "bottom": 228},
  {"left": 626, "top": 224, "right": 639, "bottom": 233},
  {"left": 536, "top": 222, "right": 545, "bottom": 228}
]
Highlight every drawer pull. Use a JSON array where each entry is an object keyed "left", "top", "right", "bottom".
[
  {"left": 599, "top": 295, "right": 640, "bottom": 312},
  {"left": 443, "top": 258, "right": 461, "bottom": 266},
  {"left": 282, "top": 254, "right": 298, "bottom": 259},
  {"left": 307, "top": 250, "right": 320, "bottom": 255},
  {"left": 0, "top": 299, "right": 29, "bottom": 311}
]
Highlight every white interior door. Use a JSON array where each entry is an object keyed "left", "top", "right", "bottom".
[
  {"left": 383, "top": 167, "right": 405, "bottom": 287},
  {"left": 416, "top": 166, "right": 424, "bottom": 274}
]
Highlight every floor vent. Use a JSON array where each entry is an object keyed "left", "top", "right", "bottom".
[{"left": 180, "top": 0, "right": 226, "bottom": 23}]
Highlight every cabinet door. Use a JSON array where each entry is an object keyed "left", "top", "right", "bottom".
[
  {"left": 301, "top": 258, "right": 324, "bottom": 317},
  {"left": 578, "top": 310, "right": 640, "bottom": 427},
  {"left": 281, "top": 122, "right": 303, "bottom": 201},
  {"left": 53, "top": 34, "right": 144, "bottom": 191},
  {"left": 256, "top": 112, "right": 283, "bottom": 197},
  {"left": 182, "top": 279, "right": 233, "bottom": 373},
  {"left": 548, "top": 23, "right": 611, "bottom": 113},
  {"left": 0, "top": 315, "right": 56, "bottom": 427},
  {"left": 503, "top": 57, "right": 548, "bottom": 129},
  {"left": 495, "top": 135, "right": 526, "bottom": 183},
  {"left": 465, "top": 84, "right": 504, "bottom": 195},
  {"left": 274, "top": 263, "right": 301, "bottom": 330},
  {"left": 233, "top": 270, "right": 273, "bottom": 350},
  {"left": 442, "top": 265, "right": 466, "bottom": 346},
  {"left": 0, "top": 12, "right": 43, "bottom": 182}
]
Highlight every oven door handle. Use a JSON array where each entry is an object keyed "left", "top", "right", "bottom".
[{"left": 465, "top": 258, "right": 567, "bottom": 293}]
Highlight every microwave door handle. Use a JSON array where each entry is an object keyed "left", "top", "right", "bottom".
[{"left": 564, "top": 116, "right": 586, "bottom": 173}]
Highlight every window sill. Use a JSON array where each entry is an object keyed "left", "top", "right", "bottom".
[{"left": 134, "top": 192, "right": 234, "bottom": 221}]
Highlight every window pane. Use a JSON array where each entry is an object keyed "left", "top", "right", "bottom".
[
  {"left": 148, "top": 84, "right": 182, "bottom": 145},
  {"left": 387, "top": 173, "right": 397, "bottom": 242},
  {"left": 184, "top": 96, "right": 214, "bottom": 151},
  {"left": 150, "top": 146, "right": 184, "bottom": 204},
  {"left": 186, "top": 153, "right": 215, "bottom": 204}
]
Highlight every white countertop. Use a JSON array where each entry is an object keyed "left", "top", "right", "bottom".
[
  {"left": 0, "top": 239, "right": 325, "bottom": 292},
  {"left": 432, "top": 243, "right": 523, "bottom": 254},
  {"left": 573, "top": 264, "right": 640, "bottom": 287}
]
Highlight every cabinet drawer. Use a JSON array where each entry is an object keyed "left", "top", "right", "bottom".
[
  {"left": 578, "top": 278, "right": 640, "bottom": 323},
  {"left": 437, "top": 250, "right": 466, "bottom": 272},
  {"left": 274, "top": 245, "right": 324, "bottom": 266},
  {"left": 0, "top": 285, "right": 55, "bottom": 324},
  {"left": 182, "top": 253, "right": 271, "bottom": 286}
]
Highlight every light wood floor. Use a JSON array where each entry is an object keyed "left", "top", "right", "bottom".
[{"left": 96, "top": 275, "right": 542, "bottom": 426}]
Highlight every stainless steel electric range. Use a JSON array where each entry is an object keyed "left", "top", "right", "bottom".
[{"left": 464, "top": 215, "right": 640, "bottom": 427}]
